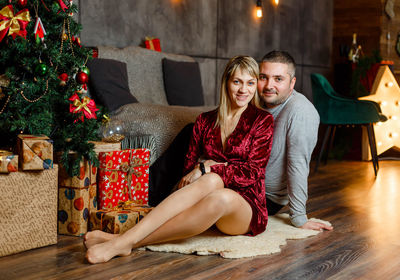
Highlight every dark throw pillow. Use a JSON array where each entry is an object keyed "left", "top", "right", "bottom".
[
  {"left": 87, "top": 58, "right": 138, "bottom": 111},
  {"left": 162, "top": 58, "right": 204, "bottom": 106}
]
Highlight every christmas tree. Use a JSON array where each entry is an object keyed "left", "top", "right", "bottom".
[{"left": 0, "top": 0, "right": 103, "bottom": 175}]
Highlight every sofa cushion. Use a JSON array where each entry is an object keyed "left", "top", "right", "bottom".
[
  {"left": 162, "top": 58, "right": 205, "bottom": 106},
  {"left": 98, "top": 46, "right": 196, "bottom": 105},
  {"left": 87, "top": 58, "right": 138, "bottom": 111}
]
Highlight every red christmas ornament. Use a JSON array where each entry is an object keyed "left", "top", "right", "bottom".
[
  {"left": 18, "top": 0, "right": 28, "bottom": 7},
  {"left": 58, "top": 73, "right": 68, "bottom": 86},
  {"left": 76, "top": 71, "right": 88, "bottom": 84}
]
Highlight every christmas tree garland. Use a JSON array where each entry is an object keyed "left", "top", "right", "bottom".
[{"left": 0, "top": 0, "right": 104, "bottom": 176}]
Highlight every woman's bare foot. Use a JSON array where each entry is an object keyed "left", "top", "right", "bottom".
[
  {"left": 86, "top": 236, "right": 132, "bottom": 264},
  {"left": 83, "top": 230, "right": 118, "bottom": 249}
]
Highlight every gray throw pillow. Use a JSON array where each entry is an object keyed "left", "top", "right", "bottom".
[
  {"left": 162, "top": 58, "right": 204, "bottom": 106},
  {"left": 87, "top": 58, "right": 138, "bottom": 112}
]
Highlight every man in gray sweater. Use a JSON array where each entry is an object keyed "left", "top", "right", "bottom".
[{"left": 258, "top": 50, "right": 333, "bottom": 231}]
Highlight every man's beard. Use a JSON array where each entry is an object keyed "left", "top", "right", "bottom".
[{"left": 261, "top": 89, "right": 290, "bottom": 108}]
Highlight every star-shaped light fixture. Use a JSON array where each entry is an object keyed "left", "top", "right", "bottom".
[{"left": 359, "top": 65, "right": 400, "bottom": 160}]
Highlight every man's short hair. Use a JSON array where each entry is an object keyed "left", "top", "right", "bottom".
[{"left": 261, "top": 50, "right": 296, "bottom": 78}]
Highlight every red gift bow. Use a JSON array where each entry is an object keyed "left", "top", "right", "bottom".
[
  {"left": 0, "top": 5, "right": 31, "bottom": 42},
  {"left": 58, "top": 0, "right": 69, "bottom": 11},
  {"left": 68, "top": 93, "right": 98, "bottom": 122}
]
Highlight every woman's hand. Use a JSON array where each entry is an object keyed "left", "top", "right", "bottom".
[
  {"left": 178, "top": 167, "right": 202, "bottom": 189},
  {"left": 203, "top": 160, "right": 227, "bottom": 172}
]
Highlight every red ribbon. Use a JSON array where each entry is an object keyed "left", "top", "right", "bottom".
[
  {"left": 58, "top": 0, "right": 69, "bottom": 11},
  {"left": 68, "top": 93, "right": 98, "bottom": 122},
  {"left": 0, "top": 5, "right": 31, "bottom": 42}
]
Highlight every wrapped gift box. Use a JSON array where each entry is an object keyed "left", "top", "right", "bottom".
[
  {"left": 58, "top": 156, "right": 97, "bottom": 189},
  {"left": 58, "top": 184, "right": 97, "bottom": 236},
  {"left": 98, "top": 149, "right": 150, "bottom": 209},
  {"left": 57, "top": 154, "right": 98, "bottom": 236},
  {"left": 0, "top": 165, "right": 58, "bottom": 257},
  {"left": 0, "top": 151, "right": 18, "bottom": 173},
  {"left": 88, "top": 140, "right": 121, "bottom": 154},
  {"left": 144, "top": 36, "right": 161, "bottom": 52},
  {"left": 89, "top": 202, "right": 152, "bottom": 234},
  {"left": 16, "top": 134, "right": 53, "bottom": 170}
]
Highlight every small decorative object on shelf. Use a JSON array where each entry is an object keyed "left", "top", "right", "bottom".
[
  {"left": 100, "top": 115, "right": 125, "bottom": 142},
  {"left": 144, "top": 36, "right": 161, "bottom": 52}
]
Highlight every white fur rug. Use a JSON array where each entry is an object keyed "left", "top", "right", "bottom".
[{"left": 143, "top": 214, "right": 331, "bottom": 259}]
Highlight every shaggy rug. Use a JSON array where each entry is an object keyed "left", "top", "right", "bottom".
[{"left": 143, "top": 214, "right": 331, "bottom": 259}]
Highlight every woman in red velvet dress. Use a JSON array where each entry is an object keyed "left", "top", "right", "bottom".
[{"left": 85, "top": 56, "right": 274, "bottom": 264}]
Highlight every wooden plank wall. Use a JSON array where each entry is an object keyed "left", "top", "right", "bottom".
[
  {"left": 333, "top": 0, "right": 381, "bottom": 65},
  {"left": 333, "top": 0, "right": 400, "bottom": 76}
]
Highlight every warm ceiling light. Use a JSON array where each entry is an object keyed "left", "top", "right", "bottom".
[
  {"left": 274, "top": 0, "right": 279, "bottom": 5},
  {"left": 256, "top": 0, "right": 262, "bottom": 18}
]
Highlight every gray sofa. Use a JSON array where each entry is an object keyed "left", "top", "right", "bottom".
[{"left": 97, "top": 46, "right": 215, "bottom": 163}]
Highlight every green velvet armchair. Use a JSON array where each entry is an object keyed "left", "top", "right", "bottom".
[{"left": 310, "top": 73, "right": 387, "bottom": 176}]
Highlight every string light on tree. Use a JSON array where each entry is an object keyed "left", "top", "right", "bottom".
[{"left": 359, "top": 65, "right": 400, "bottom": 159}]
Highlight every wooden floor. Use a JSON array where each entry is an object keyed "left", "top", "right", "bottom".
[{"left": 1, "top": 160, "right": 400, "bottom": 280}]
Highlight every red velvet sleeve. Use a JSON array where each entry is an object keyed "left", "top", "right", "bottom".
[
  {"left": 210, "top": 114, "right": 273, "bottom": 188},
  {"left": 182, "top": 114, "right": 204, "bottom": 175}
]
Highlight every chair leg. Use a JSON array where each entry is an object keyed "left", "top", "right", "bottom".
[
  {"left": 366, "top": 123, "right": 379, "bottom": 176},
  {"left": 323, "top": 125, "right": 336, "bottom": 165},
  {"left": 315, "top": 125, "right": 332, "bottom": 173}
]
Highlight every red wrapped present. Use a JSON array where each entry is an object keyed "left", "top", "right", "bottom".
[
  {"left": 145, "top": 36, "right": 161, "bottom": 52},
  {"left": 98, "top": 149, "right": 150, "bottom": 209}
]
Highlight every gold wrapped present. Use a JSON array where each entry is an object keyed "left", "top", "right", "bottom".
[
  {"left": 16, "top": 134, "right": 53, "bottom": 170},
  {"left": 58, "top": 184, "right": 97, "bottom": 236},
  {"left": 58, "top": 156, "right": 97, "bottom": 189},
  {"left": 0, "top": 150, "right": 18, "bottom": 173},
  {"left": 0, "top": 166, "right": 58, "bottom": 257},
  {"left": 88, "top": 140, "right": 121, "bottom": 154},
  {"left": 89, "top": 201, "right": 152, "bottom": 234}
]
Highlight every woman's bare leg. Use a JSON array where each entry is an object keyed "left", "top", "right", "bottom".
[
  {"left": 85, "top": 187, "right": 253, "bottom": 264},
  {"left": 135, "top": 188, "right": 252, "bottom": 247},
  {"left": 85, "top": 173, "right": 223, "bottom": 257}
]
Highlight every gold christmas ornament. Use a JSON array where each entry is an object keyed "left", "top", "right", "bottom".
[{"left": 0, "top": 74, "right": 10, "bottom": 87}]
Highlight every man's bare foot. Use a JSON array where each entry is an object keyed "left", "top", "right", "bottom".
[
  {"left": 83, "top": 230, "right": 118, "bottom": 249},
  {"left": 86, "top": 237, "right": 132, "bottom": 264}
]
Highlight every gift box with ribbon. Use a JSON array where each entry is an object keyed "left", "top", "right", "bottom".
[
  {"left": 98, "top": 148, "right": 150, "bottom": 209},
  {"left": 16, "top": 134, "right": 53, "bottom": 170},
  {"left": 89, "top": 201, "right": 152, "bottom": 234},
  {"left": 0, "top": 150, "right": 18, "bottom": 173},
  {"left": 144, "top": 36, "right": 161, "bottom": 52}
]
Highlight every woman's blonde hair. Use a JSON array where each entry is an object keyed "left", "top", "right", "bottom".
[{"left": 215, "top": 55, "right": 260, "bottom": 128}]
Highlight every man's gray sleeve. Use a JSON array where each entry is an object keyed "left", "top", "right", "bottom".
[{"left": 286, "top": 109, "right": 319, "bottom": 227}]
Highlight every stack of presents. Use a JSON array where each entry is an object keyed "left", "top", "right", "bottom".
[{"left": 0, "top": 135, "right": 152, "bottom": 257}]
